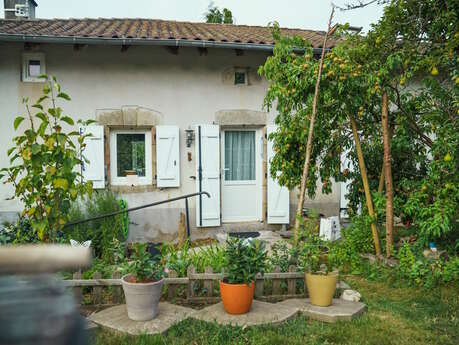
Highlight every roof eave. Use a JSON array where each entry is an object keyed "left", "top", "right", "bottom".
[{"left": 0, "top": 33, "right": 326, "bottom": 54}]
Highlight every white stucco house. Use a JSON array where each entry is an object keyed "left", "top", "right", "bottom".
[{"left": 0, "top": 0, "right": 345, "bottom": 242}]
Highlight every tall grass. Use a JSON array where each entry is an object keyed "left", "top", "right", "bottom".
[
  {"left": 161, "top": 241, "right": 225, "bottom": 276},
  {"left": 66, "top": 190, "right": 128, "bottom": 262}
]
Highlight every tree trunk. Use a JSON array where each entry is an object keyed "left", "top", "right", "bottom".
[
  {"left": 381, "top": 91, "right": 394, "bottom": 257},
  {"left": 377, "top": 165, "right": 385, "bottom": 193},
  {"left": 378, "top": 125, "right": 393, "bottom": 193},
  {"left": 294, "top": 7, "right": 335, "bottom": 241},
  {"left": 350, "top": 115, "right": 382, "bottom": 256}
]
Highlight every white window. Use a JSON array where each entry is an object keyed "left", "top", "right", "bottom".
[
  {"left": 110, "top": 130, "right": 152, "bottom": 186},
  {"left": 22, "top": 52, "right": 46, "bottom": 82},
  {"left": 234, "top": 68, "right": 248, "bottom": 85}
]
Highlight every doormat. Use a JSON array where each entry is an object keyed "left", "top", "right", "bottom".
[{"left": 228, "top": 232, "right": 260, "bottom": 239}]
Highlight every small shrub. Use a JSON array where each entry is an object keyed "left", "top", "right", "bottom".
[
  {"left": 124, "top": 243, "right": 167, "bottom": 283},
  {"left": 162, "top": 241, "right": 193, "bottom": 277},
  {"left": 397, "top": 243, "right": 459, "bottom": 287},
  {"left": 0, "top": 217, "right": 39, "bottom": 244},
  {"left": 222, "top": 237, "right": 267, "bottom": 284},
  {"left": 296, "top": 231, "right": 337, "bottom": 274},
  {"left": 190, "top": 245, "right": 225, "bottom": 273},
  {"left": 66, "top": 190, "right": 128, "bottom": 262},
  {"left": 268, "top": 241, "right": 299, "bottom": 272},
  {"left": 296, "top": 209, "right": 320, "bottom": 240},
  {"left": 327, "top": 214, "right": 378, "bottom": 273},
  {"left": 161, "top": 240, "right": 226, "bottom": 276}
]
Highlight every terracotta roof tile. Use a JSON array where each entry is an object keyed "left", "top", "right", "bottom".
[{"left": 0, "top": 18, "right": 335, "bottom": 49}]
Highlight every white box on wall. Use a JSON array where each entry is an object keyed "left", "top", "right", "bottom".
[{"left": 320, "top": 216, "right": 341, "bottom": 242}]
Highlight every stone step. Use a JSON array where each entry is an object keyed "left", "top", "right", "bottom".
[
  {"left": 88, "top": 303, "right": 195, "bottom": 335},
  {"left": 279, "top": 298, "right": 366, "bottom": 323},
  {"left": 192, "top": 300, "right": 298, "bottom": 327}
]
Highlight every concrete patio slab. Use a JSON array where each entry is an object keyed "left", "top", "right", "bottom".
[
  {"left": 278, "top": 298, "right": 366, "bottom": 323},
  {"left": 192, "top": 300, "right": 298, "bottom": 327},
  {"left": 88, "top": 303, "right": 196, "bottom": 335}
]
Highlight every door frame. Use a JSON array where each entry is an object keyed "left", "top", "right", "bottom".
[{"left": 220, "top": 127, "right": 263, "bottom": 223}]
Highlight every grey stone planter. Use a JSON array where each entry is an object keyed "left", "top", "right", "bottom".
[{"left": 121, "top": 275, "right": 164, "bottom": 321}]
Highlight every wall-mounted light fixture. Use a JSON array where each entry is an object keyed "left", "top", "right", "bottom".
[{"left": 185, "top": 128, "right": 195, "bottom": 148}]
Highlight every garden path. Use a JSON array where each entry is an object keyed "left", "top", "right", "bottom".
[{"left": 88, "top": 298, "right": 366, "bottom": 335}]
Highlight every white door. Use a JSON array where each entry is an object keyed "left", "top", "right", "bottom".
[
  {"left": 221, "top": 129, "right": 262, "bottom": 222},
  {"left": 195, "top": 125, "right": 221, "bottom": 227},
  {"left": 267, "top": 125, "right": 290, "bottom": 224}
]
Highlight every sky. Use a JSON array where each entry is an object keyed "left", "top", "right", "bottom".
[{"left": 1, "top": 0, "right": 384, "bottom": 32}]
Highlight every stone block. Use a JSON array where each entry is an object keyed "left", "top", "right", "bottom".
[
  {"left": 137, "top": 107, "right": 158, "bottom": 126},
  {"left": 215, "top": 109, "right": 267, "bottom": 126},
  {"left": 88, "top": 303, "right": 195, "bottom": 335},
  {"left": 192, "top": 300, "right": 298, "bottom": 327},
  {"left": 341, "top": 289, "right": 361, "bottom": 302},
  {"left": 279, "top": 298, "right": 366, "bottom": 323},
  {"left": 96, "top": 109, "right": 123, "bottom": 126},
  {"left": 122, "top": 106, "right": 138, "bottom": 126}
]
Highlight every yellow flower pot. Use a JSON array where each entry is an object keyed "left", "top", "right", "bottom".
[{"left": 305, "top": 271, "right": 338, "bottom": 307}]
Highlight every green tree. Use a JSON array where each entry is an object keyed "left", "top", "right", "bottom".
[
  {"left": 205, "top": 2, "right": 233, "bottom": 24},
  {"left": 0, "top": 76, "right": 94, "bottom": 242},
  {"left": 260, "top": 0, "right": 458, "bottom": 256}
]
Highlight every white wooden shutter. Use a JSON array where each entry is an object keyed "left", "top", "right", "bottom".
[
  {"left": 156, "top": 126, "right": 180, "bottom": 187},
  {"left": 267, "top": 125, "right": 290, "bottom": 224},
  {"left": 196, "top": 124, "right": 221, "bottom": 227},
  {"left": 80, "top": 125, "right": 105, "bottom": 189}
]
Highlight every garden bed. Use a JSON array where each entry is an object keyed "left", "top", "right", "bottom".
[{"left": 88, "top": 272, "right": 459, "bottom": 345}]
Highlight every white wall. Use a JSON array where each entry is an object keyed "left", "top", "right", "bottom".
[{"left": 0, "top": 42, "right": 340, "bottom": 241}]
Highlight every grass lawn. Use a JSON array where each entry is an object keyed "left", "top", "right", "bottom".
[{"left": 90, "top": 273, "right": 458, "bottom": 345}]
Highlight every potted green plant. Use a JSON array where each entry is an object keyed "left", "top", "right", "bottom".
[
  {"left": 299, "top": 233, "right": 338, "bottom": 307},
  {"left": 220, "top": 237, "right": 267, "bottom": 314},
  {"left": 121, "top": 243, "right": 167, "bottom": 321}
]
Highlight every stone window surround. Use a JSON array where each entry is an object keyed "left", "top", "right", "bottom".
[
  {"left": 221, "top": 66, "right": 262, "bottom": 86},
  {"left": 96, "top": 106, "right": 161, "bottom": 192},
  {"left": 214, "top": 109, "right": 267, "bottom": 126}
]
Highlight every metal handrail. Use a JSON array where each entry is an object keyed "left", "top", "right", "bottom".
[{"left": 64, "top": 191, "right": 210, "bottom": 238}]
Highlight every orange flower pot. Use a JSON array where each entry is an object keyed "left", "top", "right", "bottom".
[{"left": 219, "top": 281, "right": 255, "bottom": 315}]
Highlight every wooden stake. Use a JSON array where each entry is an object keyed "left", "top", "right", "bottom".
[
  {"left": 381, "top": 91, "right": 394, "bottom": 257},
  {"left": 350, "top": 115, "right": 382, "bottom": 256},
  {"left": 294, "top": 6, "right": 335, "bottom": 240},
  {"left": 178, "top": 212, "right": 187, "bottom": 247}
]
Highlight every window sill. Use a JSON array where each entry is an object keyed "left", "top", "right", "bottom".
[
  {"left": 22, "top": 79, "right": 46, "bottom": 83},
  {"left": 109, "top": 184, "right": 157, "bottom": 193}
]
